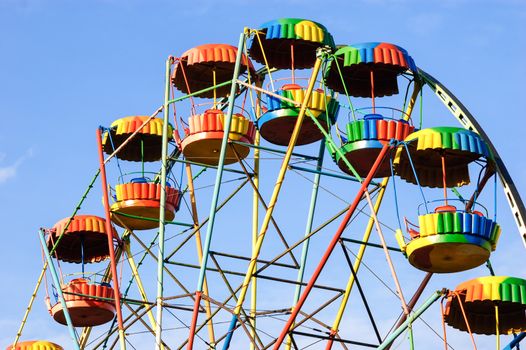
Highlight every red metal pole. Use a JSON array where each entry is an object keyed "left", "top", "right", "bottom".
[
  {"left": 96, "top": 127, "right": 127, "bottom": 347},
  {"left": 186, "top": 291, "right": 202, "bottom": 350},
  {"left": 273, "top": 143, "right": 390, "bottom": 349}
]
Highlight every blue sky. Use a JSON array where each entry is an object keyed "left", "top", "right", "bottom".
[{"left": 1, "top": 0, "right": 525, "bottom": 348}]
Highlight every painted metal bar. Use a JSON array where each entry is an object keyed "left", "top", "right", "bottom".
[
  {"left": 165, "top": 178, "right": 250, "bottom": 261},
  {"left": 273, "top": 143, "right": 390, "bottom": 349},
  {"left": 208, "top": 254, "right": 264, "bottom": 349},
  {"left": 79, "top": 328, "right": 92, "bottom": 349},
  {"left": 377, "top": 290, "right": 444, "bottom": 350},
  {"left": 230, "top": 144, "right": 299, "bottom": 267},
  {"left": 169, "top": 157, "right": 253, "bottom": 176},
  {"left": 209, "top": 251, "right": 296, "bottom": 269},
  {"left": 131, "top": 231, "right": 194, "bottom": 294},
  {"left": 385, "top": 272, "right": 433, "bottom": 350},
  {"left": 230, "top": 139, "right": 319, "bottom": 161},
  {"left": 174, "top": 208, "right": 354, "bottom": 350},
  {"left": 288, "top": 164, "right": 362, "bottom": 183},
  {"left": 123, "top": 240, "right": 160, "bottom": 345},
  {"left": 186, "top": 31, "right": 247, "bottom": 350},
  {"left": 324, "top": 78, "right": 423, "bottom": 349},
  {"left": 340, "top": 237, "right": 401, "bottom": 252},
  {"left": 419, "top": 68, "right": 526, "bottom": 248},
  {"left": 38, "top": 229, "right": 81, "bottom": 350},
  {"left": 254, "top": 204, "right": 356, "bottom": 276},
  {"left": 155, "top": 56, "right": 174, "bottom": 349},
  {"left": 166, "top": 260, "right": 344, "bottom": 293},
  {"left": 92, "top": 305, "right": 152, "bottom": 350},
  {"left": 81, "top": 231, "right": 127, "bottom": 348},
  {"left": 96, "top": 127, "right": 127, "bottom": 350},
  {"left": 340, "top": 240, "right": 382, "bottom": 343},
  {"left": 291, "top": 331, "right": 377, "bottom": 348},
  {"left": 167, "top": 80, "right": 232, "bottom": 105},
  {"left": 361, "top": 190, "right": 412, "bottom": 348},
  {"left": 325, "top": 192, "right": 393, "bottom": 349},
  {"left": 265, "top": 292, "right": 346, "bottom": 350},
  {"left": 364, "top": 189, "right": 410, "bottom": 316},
  {"left": 121, "top": 303, "right": 171, "bottom": 350},
  {"left": 286, "top": 141, "right": 326, "bottom": 350},
  {"left": 250, "top": 132, "right": 260, "bottom": 350},
  {"left": 12, "top": 263, "right": 47, "bottom": 349},
  {"left": 222, "top": 53, "right": 326, "bottom": 350},
  {"left": 185, "top": 163, "right": 217, "bottom": 347},
  {"left": 503, "top": 332, "right": 526, "bottom": 350},
  {"left": 296, "top": 311, "right": 349, "bottom": 350},
  {"left": 466, "top": 166, "right": 494, "bottom": 212},
  {"left": 495, "top": 304, "right": 500, "bottom": 350},
  {"left": 325, "top": 181, "right": 389, "bottom": 346}
]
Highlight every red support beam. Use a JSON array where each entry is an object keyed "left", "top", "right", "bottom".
[{"left": 273, "top": 143, "right": 391, "bottom": 349}]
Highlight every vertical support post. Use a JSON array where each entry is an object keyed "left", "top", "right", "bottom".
[
  {"left": 273, "top": 143, "right": 391, "bottom": 350},
  {"left": 495, "top": 304, "right": 500, "bottom": 350},
  {"left": 155, "top": 56, "right": 174, "bottom": 350},
  {"left": 187, "top": 31, "right": 247, "bottom": 350},
  {"left": 222, "top": 52, "right": 325, "bottom": 350},
  {"left": 96, "top": 127, "right": 127, "bottom": 350},
  {"left": 286, "top": 141, "right": 325, "bottom": 350},
  {"left": 250, "top": 132, "right": 260, "bottom": 350},
  {"left": 377, "top": 290, "right": 444, "bottom": 350},
  {"left": 38, "top": 229, "right": 81, "bottom": 350},
  {"left": 408, "top": 322, "right": 415, "bottom": 350}
]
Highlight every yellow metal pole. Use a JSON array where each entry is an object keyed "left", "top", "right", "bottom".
[
  {"left": 495, "top": 304, "right": 500, "bottom": 349},
  {"left": 249, "top": 75, "right": 262, "bottom": 350},
  {"left": 11, "top": 264, "right": 47, "bottom": 349},
  {"left": 79, "top": 327, "right": 92, "bottom": 349},
  {"left": 331, "top": 179, "right": 388, "bottom": 328},
  {"left": 234, "top": 56, "right": 322, "bottom": 315},
  {"left": 250, "top": 131, "right": 260, "bottom": 350},
  {"left": 222, "top": 54, "right": 325, "bottom": 349},
  {"left": 213, "top": 69, "right": 217, "bottom": 110},
  {"left": 123, "top": 240, "right": 159, "bottom": 338},
  {"left": 185, "top": 163, "right": 217, "bottom": 348}
]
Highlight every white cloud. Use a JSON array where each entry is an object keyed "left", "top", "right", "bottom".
[{"left": 0, "top": 149, "right": 33, "bottom": 184}]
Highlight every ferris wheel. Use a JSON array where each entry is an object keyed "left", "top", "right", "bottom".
[{"left": 7, "top": 18, "right": 526, "bottom": 350}]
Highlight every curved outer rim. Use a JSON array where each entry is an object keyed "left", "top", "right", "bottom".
[{"left": 419, "top": 68, "right": 526, "bottom": 248}]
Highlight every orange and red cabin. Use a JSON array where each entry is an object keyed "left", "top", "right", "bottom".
[
  {"left": 111, "top": 177, "right": 182, "bottom": 230},
  {"left": 48, "top": 215, "right": 114, "bottom": 264},
  {"left": 181, "top": 108, "right": 256, "bottom": 165},
  {"left": 50, "top": 278, "right": 116, "bottom": 327}
]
